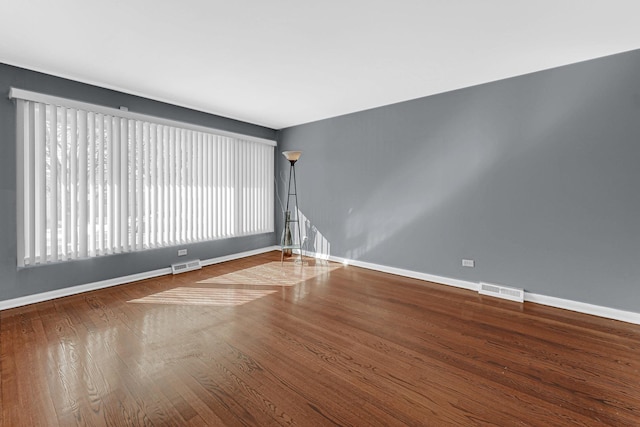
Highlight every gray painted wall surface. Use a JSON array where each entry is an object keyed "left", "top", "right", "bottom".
[
  {"left": 0, "top": 63, "right": 277, "bottom": 302},
  {"left": 277, "top": 49, "right": 640, "bottom": 312}
]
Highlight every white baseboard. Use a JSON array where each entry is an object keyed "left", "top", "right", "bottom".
[
  {"left": 302, "top": 250, "right": 640, "bottom": 325},
  {"left": 0, "top": 246, "right": 279, "bottom": 311},
  {"left": 325, "top": 253, "right": 479, "bottom": 292},
  {"left": 523, "top": 292, "right": 640, "bottom": 325},
  {"left": 0, "top": 267, "right": 172, "bottom": 312},
  {"left": 200, "top": 246, "right": 280, "bottom": 267}
]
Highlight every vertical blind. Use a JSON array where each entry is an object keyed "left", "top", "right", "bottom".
[{"left": 13, "top": 90, "right": 274, "bottom": 267}]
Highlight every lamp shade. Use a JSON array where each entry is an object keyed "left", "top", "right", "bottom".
[{"left": 282, "top": 151, "right": 302, "bottom": 162}]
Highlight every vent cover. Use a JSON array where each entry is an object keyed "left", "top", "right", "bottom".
[
  {"left": 479, "top": 282, "right": 524, "bottom": 303},
  {"left": 171, "top": 259, "right": 202, "bottom": 275}
]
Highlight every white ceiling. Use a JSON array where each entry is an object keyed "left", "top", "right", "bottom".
[{"left": 2, "top": 1, "right": 640, "bottom": 129}]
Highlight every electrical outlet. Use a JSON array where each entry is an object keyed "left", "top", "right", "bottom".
[
  {"left": 462, "top": 259, "right": 475, "bottom": 268},
  {"left": 178, "top": 249, "right": 187, "bottom": 256}
]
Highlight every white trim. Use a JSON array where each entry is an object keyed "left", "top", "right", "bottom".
[
  {"left": 303, "top": 251, "right": 640, "bottom": 325},
  {"left": 524, "top": 292, "right": 640, "bottom": 325},
  {"left": 0, "top": 246, "right": 279, "bottom": 311},
  {"left": 0, "top": 267, "right": 169, "bottom": 311},
  {"left": 325, "top": 253, "right": 479, "bottom": 291},
  {"left": 8, "top": 87, "right": 276, "bottom": 147},
  {"left": 200, "top": 246, "right": 279, "bottom": 267}
]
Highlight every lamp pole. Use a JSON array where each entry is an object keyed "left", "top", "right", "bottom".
[{"left": 281, "top": 151, "right": 303, "bottom": 264}]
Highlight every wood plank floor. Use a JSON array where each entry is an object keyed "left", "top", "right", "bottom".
[{"left": 1, "top": 251, "right": 639, "bottom": 426}]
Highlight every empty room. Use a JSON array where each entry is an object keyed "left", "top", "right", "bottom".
[{"left": 1, "top": 1, "right": 640, "bottom": 425}]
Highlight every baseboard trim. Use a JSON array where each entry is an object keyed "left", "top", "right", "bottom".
[
  {"left": 523, "top": 292, "right": 640, "bottom": 325},
  {"left": 304, "top": 251, "right": 640, "bottom": 325},
  {"left": 0, "top": 246, "right": 279, "bottom": 311},
  {"left": 200, "top": 246, "right": 280, "bottom": 267},
  {"left": 0, "top": 267, "right": 171, "bottom": 312},
  {"left": 325, "top": 253, "right": 479, "bottom": 292}
]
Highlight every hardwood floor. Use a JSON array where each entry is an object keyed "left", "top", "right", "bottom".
[{"left": 1, "top": 251, "right": 639, "bottom": 426}]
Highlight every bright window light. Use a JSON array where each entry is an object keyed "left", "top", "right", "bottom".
[{"left": 12, "top": 89, "right": 275, "bottom": 266}]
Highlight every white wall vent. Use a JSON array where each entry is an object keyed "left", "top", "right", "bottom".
[
  {"left": 171, "top": 259, "right": 202, "bottom": 275},
  {"left": 479, "top": 282, "right": 524, "bottom": 303}
]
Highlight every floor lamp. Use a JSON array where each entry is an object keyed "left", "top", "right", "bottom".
[{"left": 281, "top": 151, "right": 304, "bottom": 264}]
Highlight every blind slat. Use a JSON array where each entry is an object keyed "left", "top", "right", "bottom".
[
  {"left": 97, "top": 114, "right": 104, "bottom": 255},
  {"left": 60, "top": 108, "right": 68, "bottom": 258},
  {"left": 106, "top": 116, "right": 114, "bottom": 253},
  {"left": 169, "top": 128, "right": 176, "bottom": 245},
  {"left": 16, "top": 100, "right": 26, "bottom": 266},
  {"left": 36, "top": 103, "right": 47, "bottom": 262},
  {"left": 49, "top": 105, "right": 58, "bottom": 261},
  {"left": 78, "top": 110, "right": 88, "bottom": 258},
  {"left": 149, "top": 123, "right": 155, "bottom": 248},
  {"left": 87, "top": 112, "right": 96, "bottom": 256},
  {"left": 136, "top": 122, "right": 143, "bottom": 250},
  {"left": 70, "top": 110, "right": 78, "bottom": 257},
  {"left": 196, "top": 132, "right": 203, "bottom": 241},
  {"left": 216, "top": 138, "right": 222, "bottom": 239},
  {"left": 120, "top": 118, "right": 128, "bottom": 253},
  {"left": 28, "top": 103, "right": 36, "bottom": 264}
]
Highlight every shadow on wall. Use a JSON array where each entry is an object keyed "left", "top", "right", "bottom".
[
  {"left": 300, "top": 210, "right": 330, "bottom": 260},
  {"left": 277, "top": 166, "right": 331, "bottom": 260}
]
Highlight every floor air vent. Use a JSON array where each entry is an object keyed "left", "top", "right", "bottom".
[
  {"left": 479, "top": 282, "right": 524, "bottom": 303},
  {"left": 171, "top": 259, "right": 202, "bottom": 275}
]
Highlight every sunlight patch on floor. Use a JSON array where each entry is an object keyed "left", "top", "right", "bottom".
[
  {"left": 197, "top": 260, "right": 340, "bottom": 287},
  {"left": 128, "top": 287, "right": 277, "bottom": 306}
]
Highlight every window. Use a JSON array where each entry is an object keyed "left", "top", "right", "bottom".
[{"left": 11, "top": 88, "right": 275, "bottom": 267}]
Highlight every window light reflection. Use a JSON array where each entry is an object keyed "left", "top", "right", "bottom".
[
  {"left": 128, "top": 287, "right": 277, "bottom": 306},
  {"left": 198, "top": 261, "right": 339, "bottom": 287}
]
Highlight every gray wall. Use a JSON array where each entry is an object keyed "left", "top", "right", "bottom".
[
  {"left": 277, "top": 49, "right": 640, "bottom": 313},
  {"left": 0, "top": 63, "right": 277, "bottom": 302}
]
